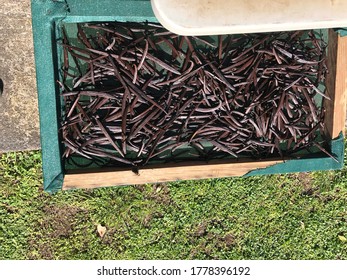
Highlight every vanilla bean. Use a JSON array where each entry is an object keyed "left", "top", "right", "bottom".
[{"left": 60, "top": 22, "right": 330, "bottom": 167}]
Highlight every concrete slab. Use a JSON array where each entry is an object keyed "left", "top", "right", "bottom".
[{"left": 0, "top": 0, "right": 40, "bottom": 152}]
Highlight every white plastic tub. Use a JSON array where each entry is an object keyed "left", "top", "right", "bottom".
[{"left": 151, "top": 0, "right": 347, "bottom": 35}]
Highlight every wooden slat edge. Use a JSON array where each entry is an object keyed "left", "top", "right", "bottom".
[
  {"left": 325, "top": 30, "right": 347, "bottom": 139},
  {"left": 63, "top": 159, "right": 283, "bottom": 190}
]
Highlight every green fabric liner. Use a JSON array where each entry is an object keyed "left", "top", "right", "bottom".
[
  {"left": 31, "top": 0, "right": 68, "bottom": 194},
  {"left": 31, "top": 0, "right": 345, "bottom": 193},
  {"left": 246, "top": 132, "right": 344, "bottom": 177},
  {"left": 336, "top": 28, "right": 347, "bottom": 37}
]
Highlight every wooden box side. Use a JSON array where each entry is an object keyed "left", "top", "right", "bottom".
[{"left": 325, "top": 30, "right": 347, "bottom": 139}]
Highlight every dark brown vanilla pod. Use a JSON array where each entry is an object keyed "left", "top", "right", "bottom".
[{"left": 60, "top": 23, "right": 329, "bottom": 167}]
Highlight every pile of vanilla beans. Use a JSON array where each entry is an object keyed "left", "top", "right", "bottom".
[{"left": 59, "top": 22, "right": 331, "bottom": 168}]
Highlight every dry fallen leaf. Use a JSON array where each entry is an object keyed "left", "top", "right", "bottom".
[
  {"left": 338, "top": 235, "right": 347, "bottom": 242},
  {"left": 97, "top": 224, "right": 107, "bottom": 238},
  {"left": 300, "top": 221, "right": 305, "bottom": 230}
]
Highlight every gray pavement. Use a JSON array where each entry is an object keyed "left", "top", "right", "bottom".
[{"left": 0, "top": 0, "right": 40, "bottom": 152}]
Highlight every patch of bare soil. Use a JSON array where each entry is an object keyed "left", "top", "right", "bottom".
[
  {"left": 146, "top": 183, "right": 173, "bottom": 205},
  {"left": 41, "top": 205, "right": 86, "bottom": 238},
  {"left": 189, "top": 220, "right": 237, "bottom": 259},
  {"left": 28, "top": 204, "right": 87, "bottom": 259},
  {"left": 289, "top": 173, "right": 319, "bottom": 196}
]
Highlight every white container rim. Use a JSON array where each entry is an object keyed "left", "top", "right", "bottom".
[{"left": 151, "top": 0, "right": 347, "bottom": 35}]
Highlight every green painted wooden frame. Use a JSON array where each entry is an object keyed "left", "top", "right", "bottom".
[{"left": 31, "top": 0, "right": 344, "bottom": 193}]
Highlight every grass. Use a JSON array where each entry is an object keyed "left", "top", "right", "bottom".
[{"left": 0, "top": 150, "right": 347, "bottom": 259}]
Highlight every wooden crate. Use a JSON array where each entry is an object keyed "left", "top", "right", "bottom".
[
  {"left": 31, "top": 0, "right": 347, "bottom": 192},
  {"left": 61, "top": 30, "right": 347, "bottom": 190}
]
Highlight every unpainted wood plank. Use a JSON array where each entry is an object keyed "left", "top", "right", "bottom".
[
  {"left": 63, "top": 159, "right": 283, "bottom": 190},
  {"left": 325, "top": 30, "right": 347, "bottom": 139}
]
